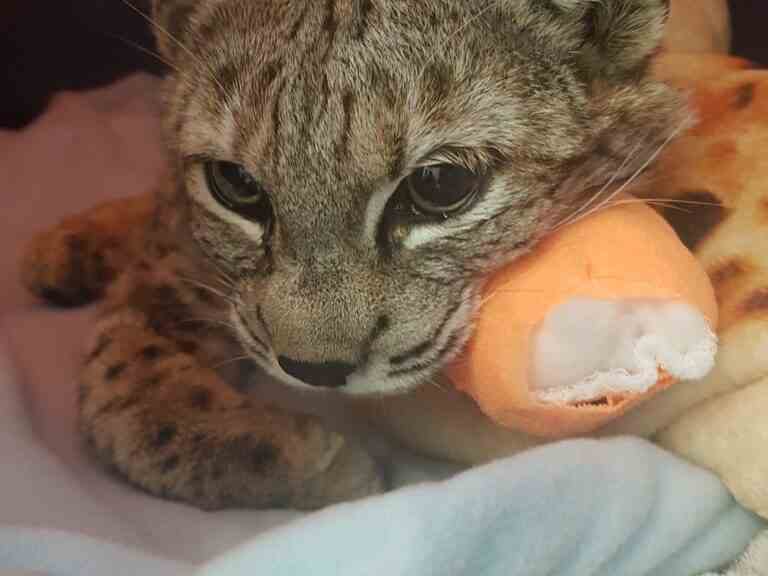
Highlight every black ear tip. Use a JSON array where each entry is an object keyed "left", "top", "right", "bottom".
[{"left": 571, "top": 0, "right": 669, "bottom": 80}]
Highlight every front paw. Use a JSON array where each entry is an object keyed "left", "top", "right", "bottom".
[
  {"left": 296, "top": 435, "right": 386, "bottom": 509},
  {"left": 21, "top": 227, "right": 113, "bottom": 307}
]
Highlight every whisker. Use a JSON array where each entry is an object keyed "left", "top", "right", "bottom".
[
  {"left": 609, "top": 198, "right": 692, "bottom": 213},
  {"left": 476, "top": 286, "right": 550, "bottom": 314},
  {"left": 559, "top": 114, "right": 693, "bottom": 230},
  {"left": 118, "top": 0, "right": 228, "bottom": 96},
  {"left": 212, "top": 355, "right": 253, "bottom": 370},
  {"left": 176, "top": 317, "right": 239, "bottom": 332},
  {"left": 177, "top": 275, "right": 237, "bottom": 304},
  {"left": 426, "top": 375, "right": 449, "bottom": 393},
  {"left": 101, "top": 31, "right": 181, "bottom": 75},
  {"left": 556, "top": 137, "right": 649, "bottom": 231},
  {"left": 637, "top": 197, "right": 723, "bottom": 208},
  {"left": 202, "top": 260, "right": 238, "bottom": 289}
]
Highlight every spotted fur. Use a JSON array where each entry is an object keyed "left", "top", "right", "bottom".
[{"left": 20, "top": 0, "right": 684, "bottom": 510}]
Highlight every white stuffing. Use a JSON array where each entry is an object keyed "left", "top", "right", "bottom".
[{"left": 531, "top": 297, "right": 718, "bottom": 405}]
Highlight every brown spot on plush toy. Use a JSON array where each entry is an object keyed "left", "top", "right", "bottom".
[{"left": 662, "top": 189, "right": 726, "bottom": 249}]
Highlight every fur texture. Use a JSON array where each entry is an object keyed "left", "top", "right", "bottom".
[{"left": 21, "top": 0, "right": 686, "bottom": 510}]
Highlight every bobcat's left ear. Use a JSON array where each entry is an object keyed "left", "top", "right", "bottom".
[
  {"left": 151, "top": 0, "right": 200, "bottom": 63},
  {"left": 553, "top": 0, "right": 670, "bottom": 81}
]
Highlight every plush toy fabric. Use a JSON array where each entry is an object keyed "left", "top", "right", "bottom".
[
  {"left": 446, "top": 198, "right": 718, "bottom": 439},
  {"left": 664, "top": 0, "right": 731, "bottom": 54},
  {"left": 644, "top": 53, "right": 768, "bottom": 521}
]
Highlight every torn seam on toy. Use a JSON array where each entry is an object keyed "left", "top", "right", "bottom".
[{"left": 530, "top": 297, "right": 718, "bottom": 406}]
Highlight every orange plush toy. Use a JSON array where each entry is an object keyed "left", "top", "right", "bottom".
[{"left": 446, "top": 197, "right": 719, "bottom": 440}]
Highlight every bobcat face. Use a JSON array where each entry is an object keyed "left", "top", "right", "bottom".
[{"left": 152, "top": 0, "right": 684, "bottom": 394}]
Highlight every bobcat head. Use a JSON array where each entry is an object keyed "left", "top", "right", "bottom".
[{"left": 150, "top": 0, "right": 684, "bottom": 394}]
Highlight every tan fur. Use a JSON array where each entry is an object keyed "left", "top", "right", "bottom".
[{"left": 19, "top": 0, "right": 718, "bottom": 511}]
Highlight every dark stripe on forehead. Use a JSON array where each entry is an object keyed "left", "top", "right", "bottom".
[
  {"left": 289, "top": 1, "right": 312, "bottom": 40},
  {"left": 387, "top": 133, "right": 407, "bottom": 180},
  {"left": 420, "top": 62, "right": 453, "bottom": 105},
  {"left": 232, "top": 58, "right": 288, "bottom": 161},
  {"left": 261, "top": 60, "right": 284, "bottom": 88},
  {"left": 338, "top": 90, "right": 356, "bottom": 159},
  {"left": 237, "top": 58, "right": 285, "bottom": 107},
  {"left": 270, "top": 77, "right": 289, "bottom": 159},
  {"left": 236, "top": 56, "right": 285, "bottom": 122},
  {"left": 367, "top": 65, "right": 406, "bottom": 178},
  {"left": 322, "top": 0, "right": 338, "bottom": 35},
  {"left": 320, "top": 0, "right": 339, "bottom": 64},
  {"left": 213, "top": 60, "right": 241, "bottom": 101},
  {"left": 351, "top": 0, "right": 374, "bottom": 41},
  {"left": 318, "top": 72, "right": 331, "bottom": 122}
]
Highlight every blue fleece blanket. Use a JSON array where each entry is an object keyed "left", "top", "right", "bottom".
[{"left": 196, "top": 438, "right": 763, "bottom": 576}]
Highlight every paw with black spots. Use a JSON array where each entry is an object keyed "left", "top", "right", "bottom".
[
  {"left": 79, "top": 313, "right": 385, "bottom": 511},
  {"left": 19, "top": 194, "right": 154, "bottom": 307}
]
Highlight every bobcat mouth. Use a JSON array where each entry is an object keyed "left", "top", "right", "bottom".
[{"left": 232, "top": 287, "right": 475, "bottom": 395}]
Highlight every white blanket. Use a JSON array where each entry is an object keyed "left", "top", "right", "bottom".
[{"left": 0, "top": 75, "right": 764, "bottom": 576}]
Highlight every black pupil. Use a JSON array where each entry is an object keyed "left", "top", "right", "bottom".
[
  {"left": 409, "top": 165, "right": 476, "bottom": 212},
  {"left": 220, "top": 162, "right": 259, "bottom": 201},
  {"left": 207, "top": 161, "right": 272, "bottom": 223}
]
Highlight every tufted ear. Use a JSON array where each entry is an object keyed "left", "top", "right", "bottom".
[
  {"left": 150, "top": 0, "right": 200, "bottom": 62},
  {"left": 553, "top": 0, "right": 670, "bottom": 81}
]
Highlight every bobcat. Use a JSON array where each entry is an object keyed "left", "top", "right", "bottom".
[{"left": 21, "top": 0, "right": 685, "bottom": 510}]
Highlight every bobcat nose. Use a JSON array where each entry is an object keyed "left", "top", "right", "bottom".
[{"left": 277, "top": 356, "right": 355, "bottom": 388}]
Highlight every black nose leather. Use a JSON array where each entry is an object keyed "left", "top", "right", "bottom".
[{"left": 277, "top": 357, "right": 356, "bottom": 388}]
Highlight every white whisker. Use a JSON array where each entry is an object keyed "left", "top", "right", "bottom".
[
  {"left": 557, "top": 113, "right": 693, "bottom": 230},
  {"left": 178, "top": 275, "right": 237, "bottom": 305},
  {"left": 103, "top": 32, "right": 183, "bottom": 75},
  {"left": 118, "top": 0, "right": 229, "bottom": 98},
  {"left": 426, "top": 376, "right": 448, "bottom": 393},
  {"left": 177, "top": 317, "right": 239, "bottom": 333},
  {"left": 213, "top": 355, "right": 253, "bottom": 370},
  {"left": 555, "top": 136, "right": 648, "bottom": 231}
]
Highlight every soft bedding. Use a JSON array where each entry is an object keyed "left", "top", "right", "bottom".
[{"left": 0, "top": 74, "right": 765, "bottom": 576}]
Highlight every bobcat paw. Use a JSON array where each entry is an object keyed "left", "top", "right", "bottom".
[{"left": 21, "top": 227, "right": 115, "bottom": 307}]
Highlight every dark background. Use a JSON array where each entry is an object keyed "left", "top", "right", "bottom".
[{"left": 1, "top": 1, "right": 766, "bottom": 130}]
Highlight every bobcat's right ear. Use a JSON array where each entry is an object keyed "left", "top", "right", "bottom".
[
  {"left": 552, "top": 0, "right": 670, "bottom": 81},
  {"left": 151, "top": 0, "right": 199, "bottom": 63}
]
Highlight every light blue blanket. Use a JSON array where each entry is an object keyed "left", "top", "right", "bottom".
[{"left": 197, "top": 438, "right": 763, "bottom": 576}]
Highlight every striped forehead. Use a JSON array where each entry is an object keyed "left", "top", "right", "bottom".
[
  {"left": 175, "top": 36, "right": 411, "bottom": 186},
  {"left": 169, "top": 0, "right": 560, "bottom": 191}
]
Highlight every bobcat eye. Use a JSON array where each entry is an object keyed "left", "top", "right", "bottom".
[
  {"left": 405, "top": 164, "right": 480, "bottom": 216},
  {"left": 204, "top": 161, "right": 273, "bottom": 223}
]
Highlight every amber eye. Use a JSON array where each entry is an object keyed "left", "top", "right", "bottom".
[
  {"left": 204, "top": 161, "right": 272, "bottom": 223},
  {"left": 404, "top": 164, "right": 480, "bottom": 215}
]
